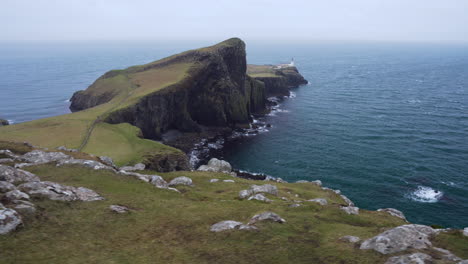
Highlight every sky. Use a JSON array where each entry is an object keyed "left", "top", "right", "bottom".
[{"left": 1, "top": 0, "right": 468, "bottom": 43}]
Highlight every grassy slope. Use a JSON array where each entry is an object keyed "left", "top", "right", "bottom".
[{"left": 247, "top": 64, "right": 278, "bottom": 78}]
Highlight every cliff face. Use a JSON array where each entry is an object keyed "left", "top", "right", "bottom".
[{"left": 248, "top": 66, "right": 308, "bottom": 97}]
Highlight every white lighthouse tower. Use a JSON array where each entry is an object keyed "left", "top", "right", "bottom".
[{"left": 289, "top": 58, "right": 295, "bottom": 67}]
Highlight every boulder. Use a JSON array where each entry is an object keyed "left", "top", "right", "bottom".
[
  {"left": 0, "top": 181, "right": 16, "bottom": 193},
  {"left": 250, "top": 184, "right": 278, "bottom": 196},
  {"left": 377, "top": 208, "right": 407, "bottom": 221},
  {"left": 210, "top": 220, "right": 243, "bottom": 232},
  {"left": 12, "top": 200, "right": 36, "bottom": 216},
  {"left": 0, "top": 207, "right": 22, "bottom": 235},
  {"left": 99, "top": 156, "right": 116, "bottom": 167},
  {"left": 463, "top": 227, "right": 468, "bottom": 237},
  {"left": 341, "top": 206, "right": 359, "bottom": 215},
  {"left": 339, "top": 235, "right": 360, "bottom": 243},
  {"left": 119, "top": 163, "right": 145, "bottom": 172},
  {"left": 168, "top": 176, "right": 193, "bottom": 187},
  {"left": 149, "top": 175, "right": 169, "bottom": 189},
  {"left": 360, "top": 224, "right": 435, "bottom": 254},
  {"left": 19, "top": 150, "right": 71, "bottom": 164},
  {"left": 248, "top": 212, "right": 286, "bottom": 225},
  {"left": 74, "top": 187, "right": 105, "bottom": 202},
  {"left": 109, "top": 205, "right": 130, "bottom": 214},
  {"left": 307, "top": 198, "right": 328, "bottom": 206},
  {"left": 384, "top": 253, "right": 432, "bottom": 264},
  {"left": 18, "top": 181, "right": 103, "bottom": 202},
  {"left": 340, "top": 194, "right": 355, "bottom": 207},
  {"left": 248, "top": 194, "right": 272, "bottom": 203},
  {"left": 209, "top": 179, "right": 219, "bottom": 183},
  {"left": 3, "top": 190, "right": 30, "bottom": 201},
  {"left": 57, "top": 159, "right": 114, "bottom": 171},
  {"left": 239, "top": 189, "right": 253, "bottom": 199},
  {"left": 0, "top": 165, "right": 40, "bottom": 184},
  {"left": 197, "top": 158, "right": 232, "bottom": 173}
]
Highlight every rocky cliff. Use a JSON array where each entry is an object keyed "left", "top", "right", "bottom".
[{"left": 247, "top": 65, "right": 308, "bottom": 97}]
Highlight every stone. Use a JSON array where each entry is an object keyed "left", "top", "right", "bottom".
[
  {"left": 463, "top": 227, "right": 468, "bottom": 237},
  {"left": 56, "top": 146, "right": 78, "bottom": 152},
  {"left": 210, "top": 220, "right": 243, "bottom": 232},
  {"left": 384, "top": 253, "right": 432, "bottom": 264},
  {"left": 311, "top": 180, "right": 322, "bottom": 187},
  {"left": 340, "top": 194, "right": 355, "bottom": 207},
  {"left": 149, "top": 175, "right": 169, "bottom": 189},
  {"left": 0, "top": 207, "right": 22, "bottom": 234},
  {"left": 168, "top": 176, "right": 193, "bottom": 187},
  {"left": 239, "top": 189, "right": 253, "bottom": 199},
  {"left": 360, "top": 224, "right": 435, "bottom": 254},
  {"left": 0, "top": 158, "right": 14, "bottom": 164},
  {"left": 289, "top": 203, "right": 301, "bottom": 208},
  {"left": 433, "top": 247, "right": 462, "bottom": 262},
  {"left": 120, "top": 163, "right": 145, "bottom": 172},
  {"left": 223, "top": 180, "right": 235, "bottom": 183},
  {"left": 12, "top": 200, "right": 36, "bottom": 216},
  {"left": 307, "top": 198, "right": 327, "bottom": 206},
  {"left": 0, "top": 150, "right": 18, "bottom": 159},
  {"left": 57, "top": 159, "right": 114, "bottom": 171},
  {"left": 110, "top": 205, "right": 130, "bottom": 214},
  {"left": 20, "top": 150, "right": 71, "bottom": 164},
  {"left": 197, "top": 158, "right": 232, "bottom": 173},
  {"left": 458, "top": 260, "right": 468, "bottom": 264},
  {"left": 209, "top": 179, "right": 219, "bottom": 183},
  {"left": 99, "top": 156, "right": 116, "bottom": 167},
  {"left": 248, "top": 212, "right": 286, "bottom": 225},
  {"left": 0, "top": 165, "right": 40, "bottom": 184},
  {"left": 0, "top": 181, "right": 16, "bottom": 193},
  {"left": 340, "top": 235, "right": 360, "bottom": 243},
  {"left": 341, "top": 206, "right": 359, "bottom": 215},
  {"left": 248, "top": 194, "right": 272, "bottom": 203},
  {"left": 4, "top": 190, "right": 30, "bottom": 201},
  {"left": 119, "top": 171, "right": 151, "bottom": 182},
  {"left": 377, "top": 208, "right": 407, "bottom": 221},
  {"left": 334, "top": 189, "right": 341, "bottom": 194},
  {"left": 249, "top": 184, "right": 278, "bottom": 196},
  {"left": 295, "top": 180, "right": 308, "bottom": 183},
  {"left": 18, "top": 181, "right": 103, "bottom": 202}
]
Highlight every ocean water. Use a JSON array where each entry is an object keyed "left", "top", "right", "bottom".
[{"left": 1, "top": 42, "right": 467, "bottom": 228}]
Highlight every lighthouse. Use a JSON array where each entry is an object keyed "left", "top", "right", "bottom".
[{"left": 289, "top": 58, "right": 295, "bottom": 66}]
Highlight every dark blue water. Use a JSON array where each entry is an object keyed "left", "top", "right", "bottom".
[{"left": 1, "top": 42, "right": 467, "bottom": 228}]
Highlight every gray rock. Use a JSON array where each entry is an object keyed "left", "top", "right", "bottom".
[
  {"left": 458, "top": 260, "right": 468, "bottom": 264},
  {"left": 0, "top": 150, "right": 18, "bottom": 159},
  {"left": 56, "top": 146, "right": 78, "bottom": 152},
  {"left": 289, "top": 203, "right": 302, "bottom": 208},
  {"left": 12, "top": 200, "right": 36, "bottom": 216},
  {"left": 0, "top": 207, "right": 22, "bottom": 234},
  {"left": 463, "top": 227, "right": 468, "bottom": 237},
  {"left": 109, "top": 205, "right": 130, "bottom": 214},
  {"left": 197, "top": 158, "right": 232, "bottom": 173},
  {"left": 4, "top": 190, "right": 30, "bottom": 201},
  {"left": 307, "top": 198, "right": 328, "bottom": 206},
  {"left": 168, "top": 176, "right": 193, "bottom": 187},
  {"left": 20, "top": 150, "right": 71, "bottom": 164},
  {"left": 118, "top": 170, "right": 151, "bottom": 182},
  {"left": 295, "top": 180, "right": 309, "bottom": 183},
  {"left": 341, "top": 206, "right": 359, "bottom": 215},
  {"left": 18, "top": 181, "right": 103, "bottom": 202},
  {"left": 433, "top": 247, "right": 462, "bottom": 262},
  {"left": 384, "top": 253, "right": 432, "bottom": 264},
  {"left": 248, "top": 194, "right": 272, "bottom": 203},
  {"left": 250, "top": 184, "right": 278, "bottom": 196},
  {"left": 0, "top": 165, "right": 40, "bottom": 184},
  {"left": 210, "top": 220, "right": 243, "bottom": 232},
  {"left": 340, "top": 235, "right": 361, "bottom": 243},
  {"left": 223, "top": 180, "right": 235, "bottom": 183},
  {"left": 239, "top": 189, "right": 253, "bottom": 199},
  {"left": 209, "top": 179, "right": 219, "bottom": 183},
  {"left": 334, "top": 189, "right": 341, "bottom": 194},
  {"left": 311, "top": 180, "right": 322, "bottom": 186},
  {"left": 120, "top": 163, "right": 145, "bottom": 172},
  {"left": 99, "top": 156, "right": 115, "bottom": 167},
  {"left": 57, "top": 159, "right": 114, "bottom": 171},
  {"left": 340, "top": 194, "right": 355, "bottom": 207},
  {"left": 377, "top": 208, "right": 407, "bottom": 221},
  {"left": 149, "top": 175, "right": 169, "bottom": 189},
  {"left": 0, "top": 158, "right": 14, "bottom": 164},
  {"left": 248, "top": 212, "right": 286, "bottom": 225},
  {"left": 360, "top": 224, "right": 435, "bottom": 254},
  {"left": 0, "top": 181, "right": 16, "bottom": 193}
]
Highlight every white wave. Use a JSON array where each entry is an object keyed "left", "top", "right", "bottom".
[
  {"left": 289, "top": 92, "right": 296, "bottom": 98},
  {"left": 441, "top": 181, "right": 457, "bottom": 187},
  {"left": 408, "top": 186, "right": 443, "bottom": 203},
  {"left": 407, "top": 99, "right": 422, "bottom": 104},
  {"left": 64, "top": 99, "right": 70, "bottom": 103}
]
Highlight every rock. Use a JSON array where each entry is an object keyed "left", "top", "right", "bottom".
[
  {"left": 295, "top": 180, "right": 308, "bottom": 183},
  {"left": 384, "top": 253, "right": 432, "bottom": 264},
  {"left": 341, "top": 206, "right": 359, "bottom": 215},
  {"left": 377, "top": 208, "right": 407, "bottom": 221},
  {"left": 340, "top": 235, "right": 360, "bottom": 243},
  {"left": 12, "top": 200, "right": 36, "bottom": 216},
  {"left": 463, "top": 227, "right": 468, "bottom": 237},
  {"left": 307, "top": 198, "right": 327, "bottom": 206},
  {"left": 99, "top": 156, "right": 116, "bottom": 167},
  {"left": 249, "top": 184, "right": 278, "bottom": 196},
  {"left": 57, "top": 159, "right": 114, "bottom": 171},
  {"left": 149, "top": 175, "right": 169, "bottom": 189},
  {"left": 223, "top": 180, "right": 235, "bottom": 183},
  {"left": 0, "top": 158, "right": 14, "bottom": 164},
  {"left": 289, "top": 203, "right": 301, "bottom": 208},
  {"left": 0, "top": 181, "right": 16, "bottom": 193},
  {"left": 334, "top": 189, "right": 341, "bottom": 194},
  {"left": 360, "top": 224, "right": 435, "bottom": 254},
  {"left": 458, "top": 260, "right": 468, "bottom": 264},
  {"left": 18, "top": 181, "right": 103, "bottom": 202},
  {"left": 168, "top": 176, "right": 193, "bottom": 187},
  {"left": 56, "top": 146, "right": 78, "bottom": 152},
  {"left": 119, "top": 170, "right": 151, "bottom": 182},
  {"left": 239, "top": 189, "right": 253, "bottom": 199},
  {"left": 433, "top": 247, "right": 462, "bottom": 262},
  {"left": 0, "top": 165, "right": 40, "bottom": 184},
  {"left": 120, "top": 163, "right": 145, "bottom": 172},
  {"left": 340, "top": 194, "right": 355, "bottom": 207},
  {"left": 3, "top": 190, "right": 30, "bottom": 201},
  {"left": 311, "top": 180, "right": 322, "bottom": 186},
  {"left": 109, "top": 205, "right": 130, "bottom": 214},
  {"left": 0, "top": 207, "right": 22, "bottom": 234},
  {"left": 210, "top": 220, "right": 243, "bottom": 232},
  {"left": 197, "top": 158, "right": 232, "bottom": 173},
  {"left": 248, "top": 212, "right": 286, "bottom": 225},
  {"left": 209, "top": 179, "right": 219, "bottom": 183},
  {"left": 281, "top": 197, "right": 289, "bottom": 201},
  {"left": 248, "top": 194, "right": 272, "bottom": 203},
  {"left": 0, "top": 150, "right": 18, "bottom": 159},
  {"left": 20, "top": 150, "right": 71, "bottom": 164}
]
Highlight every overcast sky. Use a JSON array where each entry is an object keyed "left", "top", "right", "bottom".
[{"left": 2, "top": 0, "right": 468, "bottom": 43}]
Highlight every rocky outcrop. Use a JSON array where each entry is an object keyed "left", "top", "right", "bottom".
[
  {"left": 168, "top": 176, "right": 193, "bottom": 187},
  {"left": 248, "top": 212, "right": 286, "bottom": 225},
  {"left": 250, "top": 67, "right": 307, "bottom": 97},
  {"left": 197, "top": 158, "right": 232, "bottom": 173},
  {"left": 0, "top": 205, "right": 22, "bottom": 234},
  {"left": 0, "top": 165, "right": 40, "bottom": 184},
  {"left": 384, "top": 253, "right": 432, "bottom": 264},
  {"left": 248, "top": 194, "right": 272, "bottom": 203},
  {"left": 18, "top": 181, "right": 104, "bottom": 202},
  {"left": 377, "top": 208, "right": 407, "bottom": 221},
  {"left": 341, "top": 206, "right": 359, "bottom": 215},
  {"left": 239, "top": 184, "right": 278, "bottom": 199}
]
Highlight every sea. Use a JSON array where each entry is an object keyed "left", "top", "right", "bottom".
[{"left": 1, "top": 41, "right": 467, "bottom": 228}]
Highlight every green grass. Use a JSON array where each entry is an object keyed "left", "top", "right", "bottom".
[{"left": 0, "top": 163, "right": 417, "bottom": 264}]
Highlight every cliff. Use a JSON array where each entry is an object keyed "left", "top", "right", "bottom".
[{"left": 247, "top": 64, "right": 308, "bottom": 96}]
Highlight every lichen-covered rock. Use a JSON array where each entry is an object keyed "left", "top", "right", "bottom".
[
  {"left": 340, "top": 235, "right": 360, "bottom": 243},
  {"left": 197, "top": 158, "right": 232, "bottom": 173},
  {"left": 149, "top": 175, "right": 169, "bottom": 189},
  {"left": 168, "top": 176, "right": 193, "bottom": 187},
  {"left": 12, "top": 200, "right": 36, "bottom": 216},
  {"left": 307, "top": 198, "right": 327, "bottom": 206},
  {"left": 74, "top": 187, "right": 104, "bottom": 202},
  {"left": 0, "top": 207, "right": 22, "bottom": 234},
  {"left": 377, "top": 208, "right": 407, "bottom": 221},
  {"left": 209, "top": 179, "right": 219, "bottom": 183},
  {"left": 210, "top": 220, "right": 243, "bottom": 232},
  {"left": 20, "top": 150, "right": 71, "bottom": 164},
  {"left": 0, "top": 165, "right": 40, "bottom": 184},
  {"left": 0, "top": 181, "right": 16, "bottom": 193},
  {"left": 360, "top": 224, "right": 435, "bottom": 254},
  {"left": 120, "top": 163, "right": 145, "bottom": 172},
  {"left": 18, "top": 181, "right": 103, "bottom": 202},
  {"left": 250, "top": 184, "right": 278, "bottom": 196},
  {"left": 110, "top": 205, "right": 130, "bottom": 214},
  {"left": 3, "top": 190, "right": 30, "bottom": 201},
  {"left": 239, "top": 189, "right": 253, "bottom": 199},
  {"left": 57, "top": 159, "right": 114, "bottom": 171},
  {"left": 248, "top": 194, "right": 272, "bottom": 203},
  {"left": 341, "top": 206, "right": 359, "bottom": 215},
  {"left": 384, "top": 253, "right": 432, "bottom": 264},
  {"left": 99, "top": 156, "right": 116, "bottom": 168},
  {"left": 248, "top": 212, "right": 285, "bottom": 225},
  {"left": 0, "top": 158, "right": 14, "bottom": 164}
]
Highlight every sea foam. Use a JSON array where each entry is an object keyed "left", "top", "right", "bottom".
[{"left": 409, "top": 186, "right": 443, "bottom": 203}]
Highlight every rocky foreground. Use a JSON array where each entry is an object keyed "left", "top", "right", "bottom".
[{"left": 0, "top": 141, "right": 467, "bottom": 263}]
